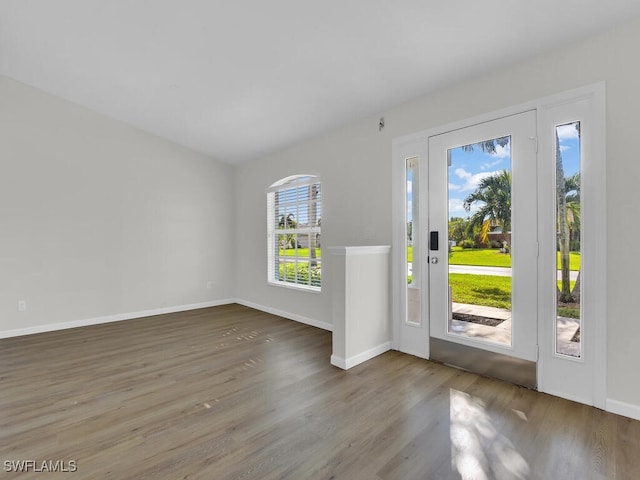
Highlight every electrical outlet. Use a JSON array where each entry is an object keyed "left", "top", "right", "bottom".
[
  {"left": 18, "top": 300, "right": 27, "bottom": 312},
  {"left": 206, "top": 281, "right": 213, "bottom": 289}
]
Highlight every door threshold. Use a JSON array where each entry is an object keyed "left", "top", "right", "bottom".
[{"left": 430, "top": 337, "right": 536, "bottom": 389}]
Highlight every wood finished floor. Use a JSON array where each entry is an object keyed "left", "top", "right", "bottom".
[{"left": 1, "top": 304, "right": 639, "bottom": 480}]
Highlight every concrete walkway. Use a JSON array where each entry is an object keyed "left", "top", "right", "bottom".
[
  {"left": 408, "top": 264, "right": 579, "bottom": 281},
  {"left": 449, "top": 265, "right": 512, "bottom": 277},
  {"left": 450, "top": 302, "right": 512, "bottom": 346},
  {"left": 450, "top": 302, "right": 580, "bottom": 357}
]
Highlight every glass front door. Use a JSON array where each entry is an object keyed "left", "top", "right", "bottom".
[
  {"left": 446, "top": 137, "right": 513, "bottom": 347},
  {"left": 428, "top": 111, "right": 538, "bottom": 378}
]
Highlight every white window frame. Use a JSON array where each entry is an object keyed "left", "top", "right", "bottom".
[
  {"left": 267, "top": 175, "right": 321, "bottom": 292},
  {"left": 537, "top": 84, "right": 607, "bottom": 407}
]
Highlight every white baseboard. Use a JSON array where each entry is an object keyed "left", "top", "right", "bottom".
[
  {"left": 331, "top": 355, "right": 347, "bottom": 369},
  {"left": 331, "top": 342, "right": 392, "bottom": 370},
  {"left": 398, "top": 347, "right": 429, "bottom": 361},
  {"left": 0, "top": 299, "right": 236, "bottom": 339},
  {"left": 541, "top": 388, "right": 593, "bottom": 408},
  {"left": 235, "top": 298, "right": 333, "bottom": 331},
  {"left": 606, "top": 398, "right": 640, "bottom": 421}
]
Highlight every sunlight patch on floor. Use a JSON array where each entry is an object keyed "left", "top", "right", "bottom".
[{"left": 450, "top": 389, "right": 529, "bottom": 479}]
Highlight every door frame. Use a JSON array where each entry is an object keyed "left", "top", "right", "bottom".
[
  {"left": 536, "top": 85, "right": 607, "bottom": 408},
  {"left": 391, "top": 83, "right": 606, "bottom": 407},
  {"left": 392, "top": 137, "right": 429, "bottom": 359}
]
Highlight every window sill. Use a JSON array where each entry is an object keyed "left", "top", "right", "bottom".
[{"left": 268, "top": 280, "right": 322, "bottom": 294}]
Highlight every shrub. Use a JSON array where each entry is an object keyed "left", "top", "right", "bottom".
[
  {"left": 278, "top": 263, "right": 321, "bottom": 287},
  {"left": 558, "top": 306, "right": 580, "bottom": 319},
  {"left": 570, "top": 240, "right": 581, "bottom": 252},
  {"left": 459, "top": 239, "right": 476, "bottom": 249},
  {"left": 489, "top": 240, "right": 502, "bottom": 249}
]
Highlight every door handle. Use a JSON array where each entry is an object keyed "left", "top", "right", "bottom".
[{"left": 430, "top": 257, "right": 438, "bottom": 264}]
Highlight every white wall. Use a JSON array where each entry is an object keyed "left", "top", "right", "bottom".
[
  {"left": 0, "top": 76, "right": 235, "bottom": 335},
  {"left": 234, "top": 18, "right": 640, "bottom": 409}
]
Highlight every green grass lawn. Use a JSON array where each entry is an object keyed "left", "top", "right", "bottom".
[
  {"left": 408, "top": 246, "right": 580, "bottom": 270},
  {"left": 448, "top": 273, "right": 579, "bottom": 317},
  {"left": 282, "top": 248, "right": 321, "bottom": 258},
  {"left": 449, "top": 247, "right": 512, "bottom": 267},
  {"left": 449, "top": 273, "right": 512, "bottom": 309},
  {"left": 556, "top": 252, "right": 581, "bottom": 271}
]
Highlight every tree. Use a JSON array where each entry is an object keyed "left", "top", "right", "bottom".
[
  {"left": 556, "top": 127, "right": 582, "bottom": 303},
  {"left": 564, "top": 172, "right": 581, "bottom": 244},
  {"left": 565, "top": 172, "right": 581, "bottom": 301},
  {"left": 448, "top": 217, "right": 468, "bottom": 244},
  {"left": 278, "top": 213, "right": 297, "bottom": 249},
  {"left": 463, "top": 170, "right": 512, "bottom": 245},
  {"left": 461, "top": 136, "right": 510, "bottom": 155}
]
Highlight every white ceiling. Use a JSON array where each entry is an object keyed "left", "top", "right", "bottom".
[{"left": 2, "top": 1, "right": 640, "bottom": 165}]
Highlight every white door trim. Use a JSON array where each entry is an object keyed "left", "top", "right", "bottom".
[
  {"left": 392, "top": 82, "right": 607, "bottom": 408},
  {"left": 536, "top": 83, "right": 607, "bottom": 408},
  {"left": 427, "top": 110, "right": 538, "bottom": 361},
  {"left": 391, "top": 138, "right": 429, "bottom": 358}
]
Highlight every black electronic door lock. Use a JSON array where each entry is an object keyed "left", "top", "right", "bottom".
[{"left": 430, "top": 231, "right": 439, "bottom": 251}]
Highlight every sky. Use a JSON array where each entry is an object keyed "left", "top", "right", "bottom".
[{"left": 446, "top": 122, "right": 581, "bottom": 219}]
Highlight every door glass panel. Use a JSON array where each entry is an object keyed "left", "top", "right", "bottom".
[
  {"left": 555, "top": 122, "right": 581, "bottom": 358},
  {"left": 447, "top": 136, "right": 512, "bottom": 346},
  {"left": 406, "top": 157, "right": 420, "bottom": 325}
]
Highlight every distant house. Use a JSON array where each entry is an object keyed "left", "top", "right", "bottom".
[
  {"left": 295, "top": 225, "right": 321, "bottom": 249},
  {"left": 487, "top": 225, "right": 511, "bottom": 246}
]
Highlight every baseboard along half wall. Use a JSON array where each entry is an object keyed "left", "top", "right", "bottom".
[
  {"left": 331, "top": 342, "right": 392, "bottom": 370},
  {"left": 234, "top": 298, "right": 333, "bottom": 332}
]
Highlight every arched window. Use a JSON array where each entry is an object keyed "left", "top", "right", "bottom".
[{"left": 267, "top": 175, "right": 321, "bottom": 291}]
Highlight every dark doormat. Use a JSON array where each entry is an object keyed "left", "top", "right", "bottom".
[{"left": 452, "top": 312, "right": 505, "bottom": 327}]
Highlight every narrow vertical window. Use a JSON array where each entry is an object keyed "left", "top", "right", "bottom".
[
  {"left": 267, "top": 175, "right": 321, "bottom": 291},
  {"left": 406, "top": 157, "right": 420, "bottom": 325},
  {"left": 555, "top": 122, "right": 581, "bottom": 357}
]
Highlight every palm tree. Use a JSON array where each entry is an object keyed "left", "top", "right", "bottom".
[
  {"left": 278, "top": 213, "right": 297, "bottom": 250},
  {"left": 463, "top": 170, "right": 512, "bottom": 245},
  {"left": 461, "top": 136, "right": 510, "bottom": 155},
  {"left": 556, "top": 128, "right": 580, "bottom": 303},
  {"left": 565, "top": 173, "right": 581, "bottom": 301},
  {"left": 564, "top": 172, "right": 581, "bottom": 244}
]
